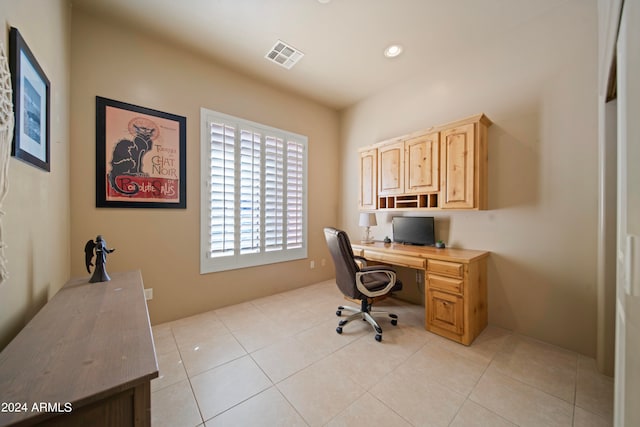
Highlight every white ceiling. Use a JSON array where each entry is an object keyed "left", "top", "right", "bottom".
[{"left": 70, "top": 0, "right": 566, "bottom": 110}]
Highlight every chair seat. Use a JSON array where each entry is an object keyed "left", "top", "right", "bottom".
[{"left": 361, "top": 270, "right": 403, "bottom": 293}]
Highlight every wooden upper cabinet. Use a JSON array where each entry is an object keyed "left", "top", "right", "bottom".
[
  {"left": 440, "top": 115, "right": 491, "bottom": 209},
  {"left": 440, "top": 123, "right": 475, "bottom": 208},
  {"left": 405, "top": 132, "right": 439, "bottom": 193},
  {"left": 378, "top": 140, "right": 404, "bottom": 196},
  {"left": 359, "top": 113, "right": 491, "bottom": 211},
  {"left": 359, "top": 148, "right": 377, "bottom": 210}
]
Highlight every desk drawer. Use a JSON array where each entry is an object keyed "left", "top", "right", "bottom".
[
  {"left": 363, "top": 250, "right": 426, "bottom": 270},
  {"left": 428, "top": 274, "right": 463, "bottom": 295},
  {"left": 427, "top": 259, "right": 463, "bottom": 278}
]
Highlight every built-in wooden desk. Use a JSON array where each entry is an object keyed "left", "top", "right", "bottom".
[
  {"left": 0, "top": 270, "right": 158, "bottom": 426},
  {"left": 352, "top": 242, "right": 489, "bottom": 345}
]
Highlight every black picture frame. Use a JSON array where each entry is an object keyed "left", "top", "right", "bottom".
[
  {"left": 9, "top": 27, "right": 50, "bottom": 172},
  {"left": 95, "top": 96, "right": 186, "bottom": 208}
]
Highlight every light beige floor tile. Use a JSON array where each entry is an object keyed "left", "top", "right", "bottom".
[
  {"left": 277, "top": 357, "right": 365, "bottom": 426},
  {"left": 204, "top": 386, "right": 306, "bottom": 427},
  {"left": 369, "top": 360, "right": 466, "bottom": 426},
  {"left": 450, "top": 400, "right": 517, "bottom": 427},
  {"left": 280, "top": 307, "right": 328, "bottom": 335},
  {"left": 253, "top": 288, "right": 330, "bottom": 334},
  {"left": 250, "top": 336, "right": 322, "bottom": 383},
  {"left": 152, "top": 349, "right": 188, "bottom": 392},
  {"left": 215, "top": 302, "right": 272, "bottom": 332},
  {"left": 294, "top": 318, "right": 368, "bottom": 358},
  {"left": 151, "top": 379, "right": 202, "bottom": 427},
  {"left": 190, "top": 355, "right": 272, "bottom": 421},
  {"left": 573, "top": 406, "right": 613, "bottom": 427},
  {"left": 172, "top": 315, "right": 231, "bottom": 350},
  {"left": 470, "top": 365, "right": 574, "bottom": 427},
  {"left": 326, "top": 392, "right": 411, "bottom": 427},
  {"left": 490, "top": 333, "right": 578, "bottom": 403},
  {"left": 432, "top": 325, "right": 512, "bottom": 365},
  {"left": 399, "top": 341, "right": 488, "bottom": 396},
  {"left": 330, "top": 325, "right": 428, "bottom": 390},
  {"left": 152, "top": 322, "right": 174, "bottom": 339},
  {"left": 169, "top": 311, "right": 220, "bottom": 330},
  {"left": 232, "top": 319, "right": 291, "bottom": 352},
  {"left": 153, "top": 331, "right": 179, "bottom": 355},
  {"left": 575, "top": 356, "right": 614, "bottom": 419},
  {"left": 307, "top": 296, "right": 351, "bottom": 317},
  {"left": 252, "top": 294, "right": 294, "bottom": 319},
  {"left": 180, "top": 333, "right": 247, "bottom": 377}
]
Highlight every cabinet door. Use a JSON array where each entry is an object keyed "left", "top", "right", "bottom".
[
  {"left": 359, "top": 149, "right": 377, "bottom": 210},
  {"left": 440, "top": 123, "right": 476, "bottom": 208},
  {"left": 427, "top": 289, "right": 464, "bottom": 335},
  {"left": 405, "top": 132, "right": 439, "bottom": 193},
  {"left": 378, "top": 141, "right": 404, "bottom": 196}
]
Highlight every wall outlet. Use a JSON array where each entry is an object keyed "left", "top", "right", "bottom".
[
  {"left": 321, "top": 258, "right": 326, "bottom": 267},
  {"left": 310, "top": 260, "right": 315, "bottom": 269},
  {"left": 144, "top": 288, "right": 153, "bottom": 300}
]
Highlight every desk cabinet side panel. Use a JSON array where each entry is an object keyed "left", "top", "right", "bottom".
[{"left": 468, "top": 259, "right": 488, "bottom": 341}]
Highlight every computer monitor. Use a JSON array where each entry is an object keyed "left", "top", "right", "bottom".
[{"left": 392, "top": 216, "right": 435, "bottom": 246}]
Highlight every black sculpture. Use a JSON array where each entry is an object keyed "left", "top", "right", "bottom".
[{"left": 84, "top": 235, "right": 116, "bottom": 283}]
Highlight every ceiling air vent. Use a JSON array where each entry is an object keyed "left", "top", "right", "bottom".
[{"left": 265, "top": 40, "right": 304, "bottom": 69}]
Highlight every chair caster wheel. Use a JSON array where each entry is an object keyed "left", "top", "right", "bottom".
[
  {"left": 391, "top": 319, "right": 398, "bottom": 326},
  {"left": 336, "top": 310, "right": 342, "bottom": 316},
  {"left": 375, "top": 334, "right": 382, "bottom": 342},
  {"left": 336, "top": 327, "right": 343, "bottom": 334}
]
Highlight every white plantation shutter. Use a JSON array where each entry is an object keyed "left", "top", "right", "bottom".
[
  {"left": 200, "top": 108, "right": 307, "bottom": 273},
  {"left": 209, "top": 122, "right": 235, "bottom": 258},
  {"left": 287, "top": 141, "right": 304, "bottom": 249},
  {"left": 240, "top": 130, "right": 261, "bottom": 254},
  {"left": 265, "top": 136, "right": 284, "bottom": 252}
]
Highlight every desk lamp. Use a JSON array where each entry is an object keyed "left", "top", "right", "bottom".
[{"left": 359, "top": 212, "right": 377, "bottom": 244}]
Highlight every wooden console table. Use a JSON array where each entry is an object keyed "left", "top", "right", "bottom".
[
  {"left": 352, "top": 242, "right": 489, "bottom": 345},
  {"left": 0, "top": 270, "right": 158, "bottom": 426}
]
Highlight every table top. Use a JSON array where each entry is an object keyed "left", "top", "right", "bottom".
[
  {"left": 0, "top": 270, "right": 158, "bottom": 426},
  {"left": 352, "top": 241, "right": 489, "bottom": 263}
]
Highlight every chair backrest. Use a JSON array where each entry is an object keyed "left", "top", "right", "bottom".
[{"left": 323, "top": 227, "right": 360, "bottom": 299}]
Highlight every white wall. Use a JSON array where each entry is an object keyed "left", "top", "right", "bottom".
[{"left": 340, "top": 0, "right": 599, "bottom": 356}]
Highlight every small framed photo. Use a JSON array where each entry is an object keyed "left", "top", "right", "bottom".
[
  {"left": 95, "top": 96, "right": 186, "bottom": 208},
  {"left": 9, "top": 27, "right": 50, "bottom": 172}
]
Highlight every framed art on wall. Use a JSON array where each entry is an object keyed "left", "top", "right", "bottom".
[
  {"left": 95, "top": 96, "right": 186, "bottom": 208},
  {"left": 9, "top": 27, "right": 50, "bottom": 172}
]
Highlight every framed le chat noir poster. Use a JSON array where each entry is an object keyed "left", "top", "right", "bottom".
[{"left": 95, "top": 96, "right": 186, "bottom": 209}]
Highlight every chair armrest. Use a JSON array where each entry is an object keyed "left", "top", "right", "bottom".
[
  {"left": 354, "top": 256, "right": 368, "bottom": 268},
  {"left": 355, "top": 269, "right": 398, "bottom": 298}
]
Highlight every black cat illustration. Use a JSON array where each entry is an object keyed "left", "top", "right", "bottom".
[{"left": 108, "top": 122, "right": 156, "bottom": 195}]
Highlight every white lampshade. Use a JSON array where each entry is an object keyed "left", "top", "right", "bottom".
[{"left": 359, "top": 212, "right": 377, "bottom": 227}]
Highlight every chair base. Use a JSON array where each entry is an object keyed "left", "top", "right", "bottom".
[{"left": 335, "top": 303, "right": 398, "bottom": 342}]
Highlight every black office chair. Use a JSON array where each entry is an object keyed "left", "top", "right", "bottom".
[{"left": 323, "top": 227, "right": 402, "bottom": 342}]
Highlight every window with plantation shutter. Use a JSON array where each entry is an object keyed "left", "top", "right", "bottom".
[{"left": 200, "top": 108, "right": 308, "bottom": 273}]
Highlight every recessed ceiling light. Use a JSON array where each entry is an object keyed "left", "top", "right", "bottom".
[
  {"left": 317, "top": 0, "right": 332, "bottom": 3},
  {"left": 384, "top": 44, "right": 403, "bottom": 58}
]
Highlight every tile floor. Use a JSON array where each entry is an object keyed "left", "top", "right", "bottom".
[{"left": 150, "top": 280, "right": 613, "bottom": 427}]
